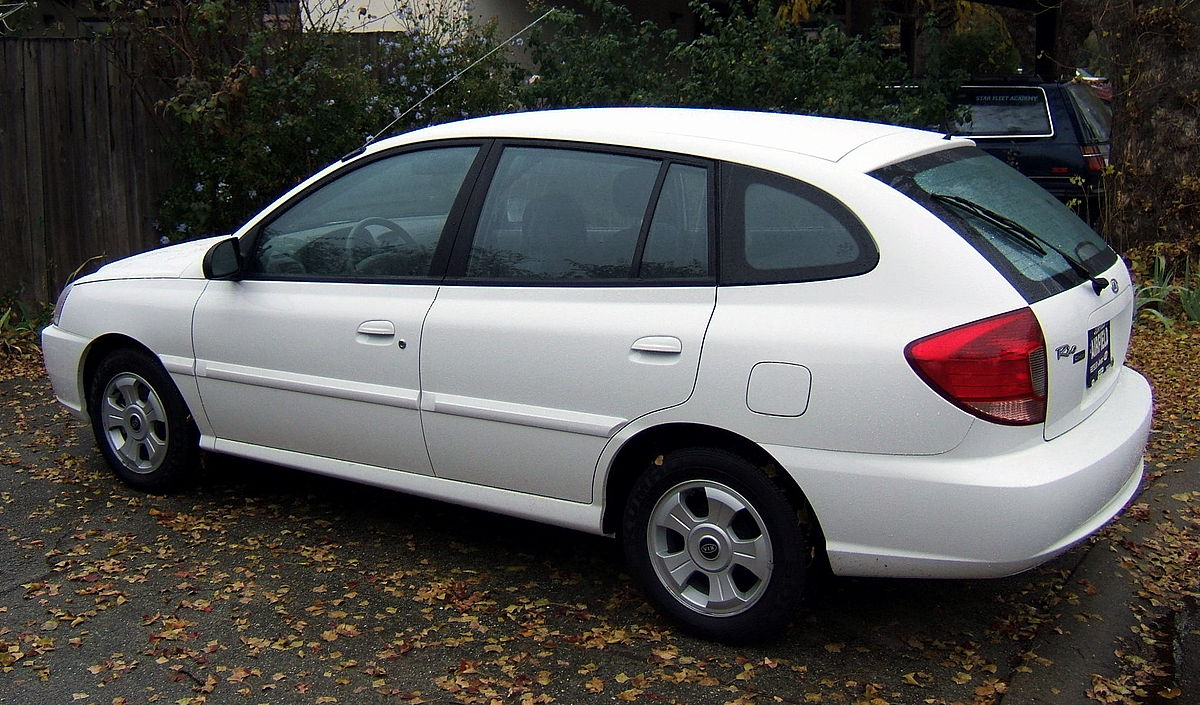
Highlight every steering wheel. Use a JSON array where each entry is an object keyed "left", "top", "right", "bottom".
[{"left": 347, "top": 216, "right": 416, "bottom": 257}]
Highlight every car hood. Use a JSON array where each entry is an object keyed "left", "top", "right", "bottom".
[{"left": 77, "top": 236, "right": 228, "bottom": 283}]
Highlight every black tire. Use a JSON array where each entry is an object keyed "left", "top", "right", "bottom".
[
  {"left": 621, "top": 447, "right": 809, "bottom": 643},
  {"left": 88, "top": 348, "right": 199, "bottom": 492}
]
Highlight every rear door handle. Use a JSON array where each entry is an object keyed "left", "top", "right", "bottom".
[{"left": 631, "top": 336, "right": 682, "bottom": 354}]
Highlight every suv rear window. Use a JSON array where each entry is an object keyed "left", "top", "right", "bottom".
[
  {"left": 874, "top": 147, "right": 1117, "bottom": 303},
  {"left": 953, "top": 86, "right": 1052, "bottom": 137}
]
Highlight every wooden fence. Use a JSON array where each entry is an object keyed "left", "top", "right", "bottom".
[{"left": 0, "top": 38, "right": 171, "bottom": 306}]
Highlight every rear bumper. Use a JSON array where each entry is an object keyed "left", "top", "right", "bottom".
[{"left": 766, "top": 366, "right": 1152, "bottom": 579}]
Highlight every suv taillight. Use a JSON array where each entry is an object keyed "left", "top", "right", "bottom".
[
  {"left": 905, "top": 308, "right": 1047, "bottom": 425},
  {"left": 1081, "top": 144, "right": 1108, "bottom": 172}
]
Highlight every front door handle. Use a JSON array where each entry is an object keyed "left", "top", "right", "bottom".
[
  {"left": 357, "top": 320, "right": 396, "bottom": 337},
  {"left": 631, "top": 336, "right": 682, "bottom": 354}
]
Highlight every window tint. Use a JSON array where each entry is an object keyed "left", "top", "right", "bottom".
[
  {"left": 466, "top": 147, "right": 666, "bottom": 281},
  {"left": 641, "top": 164, "right": 710, "bottom": 279},
  {"left": 720, "top": 165, "right": 877, "bottom": 284},
  {"left": 1064, "top": 82, "right": 1112, "bottom": 143},
  {"left": 952, "top": 86, "right": 1052, "bottom": 137},
  {"left": 874, "top": 147, "right": 1117, "bottom": 303},
  {"left": 250, "top": 146, "right": 479, "bottom": 279}
]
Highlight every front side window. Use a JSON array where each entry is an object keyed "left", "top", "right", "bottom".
[
  {"left": 720, "top": 165, "right": 877, "bottom": 285},
  {"left": 874, "top": 147, "right": 1117, "bottom": 302},
  {"left": 249, "top": 146, "right": 480, "bottom": 279},
  {"left": 463, "top": 147, "right": 711, "bottom": 282}
]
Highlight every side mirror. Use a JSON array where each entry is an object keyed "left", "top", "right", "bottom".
[{"left": 203, "top": 238, "right": 243, "bottom": 280}]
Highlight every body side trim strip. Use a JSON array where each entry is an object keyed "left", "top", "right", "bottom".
[
  {"left": 196, "top": 361, "right": 420, "bottom": 410},
  {"left": 421, "top": 391, "right": 626, "bottom": 437}
]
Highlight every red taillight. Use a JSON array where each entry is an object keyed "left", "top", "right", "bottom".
[
  {"left": 1081, "top": 145, "right": 1108, "bottom": 172},
  {"left": 905, "top": 308, "right": 1047, "bottom": 425}
]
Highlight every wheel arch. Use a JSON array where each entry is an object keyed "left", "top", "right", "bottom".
[
  {"left": 601, "top": 423, "right": 826, "bottom": 551},
  {"left": 83, "top": 333, "right": 207, "bottom": 424},
  {"left": 81, "top": 334, "right": 159, "bottom": 410},
  {"left": 85, "top": 335, "right": 203, "bottom": 491}
]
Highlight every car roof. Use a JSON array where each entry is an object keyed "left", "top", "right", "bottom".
[{"left": 373, "top": 107, "right": 969, "bottom": 173}]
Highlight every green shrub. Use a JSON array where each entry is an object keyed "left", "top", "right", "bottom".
[
  {"left": 523, "top": 0, "right": 967, "bottom": 128},
  {"left": 523, "top": 0, "right": 679, "bottom": 107},
  {"left": 107, "top": 0, "right": 518, "bottom": 240},
  {"left": 1180, "top": 260, "right": 1200, "bottom": 322},
  {"left": 0, "top": 294, "right": 50, "bottom": 357},
  {"left": 109, "top": 0, "right": 985, "bottom": 240},
  {"left": 674, "top": 3, "right": 964, "bottom": 127}
]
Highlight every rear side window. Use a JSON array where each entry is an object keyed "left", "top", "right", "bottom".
[
  {"left": 1064, "top": 82, "right": 1112, "bottom": 144},
  {"left": 720, "top": 164, "right": 877, "bottom": 285},
  {"left": 642, "top": 164, "right": 711, "bottom": 278},
  {"left": 463, "top": 146, "right": 710, "bottom": 282},
  {"left": 952, "top": 86, "right": 1052, "bottom": 138},
  {"left": 874, "top": 147, "right": 1117, "bottom": 303}
]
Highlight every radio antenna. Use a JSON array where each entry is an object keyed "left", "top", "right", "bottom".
[{"left": 343, "top": 8, "right": 553, "bottom": 161}]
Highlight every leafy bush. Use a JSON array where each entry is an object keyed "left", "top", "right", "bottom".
[
  {"left": 674, "top": 3, "right": 963, "bottom": 127},
  {"left": 1180, "top": 260, "right": 1200, "bottom": 322},
  {"left": 523, "top": 1, "right": 679, "bottom": 108},
  {"left": 523, "top": 0, "right": 967, "bottom": 128},
  {"left": 107, "top": 0, "right": 518, "bottom": 240},
  {"left": 1134, "top": 254, "right": 1181, "bottom": 327},
  {"left": 1127, "top": 248, "right": 1200, "bottom": 327},
  {"left": 109, "top": 0, "right": 988, "bottom": 240},
  {"left": 0, "top": 294, "right": 50, "bottom": 357}
]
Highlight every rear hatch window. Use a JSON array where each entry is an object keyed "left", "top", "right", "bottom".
[
  {"left": 952, "top": 86, "right": 1052, "bottom": 138},
  {"left": 873, "top": 147, "right": 1116, "bottom": 303},
  {"left": 874, "top": 147, "right": 1129, "bottom": 439}
]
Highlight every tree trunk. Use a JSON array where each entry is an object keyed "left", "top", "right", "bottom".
[{"left": 1068, "top": 0, "right": 1200, "bottom": 250}]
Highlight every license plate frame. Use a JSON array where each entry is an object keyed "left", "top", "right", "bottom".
[{"left": 1086, "top": 320, "right": 1113, "bottom": 388}]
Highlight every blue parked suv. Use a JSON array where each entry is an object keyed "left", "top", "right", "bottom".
[{"left": 950, "top": 80, "right": 1112, "bottom": 217}]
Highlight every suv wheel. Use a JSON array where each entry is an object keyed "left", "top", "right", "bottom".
[{"left": 622, "top": 448, "right": 808, "bottom": 643}]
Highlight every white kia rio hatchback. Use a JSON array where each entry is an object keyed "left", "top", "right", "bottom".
[{"left": 43, "top": 108, "right": 1152, "bottom": 642}]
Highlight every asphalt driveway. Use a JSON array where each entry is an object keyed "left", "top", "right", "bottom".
[{"left": 0, "top": 369, "right": 1193, "bottom": 705}]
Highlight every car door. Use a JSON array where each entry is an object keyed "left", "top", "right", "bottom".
[
  {"left": 191, "top": 144, "right": 484, "bottom": 474},
  {"left": 419, "top": 145, "right": 716, "bottom": 502}
]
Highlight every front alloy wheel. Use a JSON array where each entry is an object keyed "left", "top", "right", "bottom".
[
  {"left": 99, "top": 371, "right": 170, "bottom": 473},
  {"left": 90, "top": 348, "right": 199, "bottom": 492},
  {"left": 623, "top": 448, "right": 810, "bottom": 643}
]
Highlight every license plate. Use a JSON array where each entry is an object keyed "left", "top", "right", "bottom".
[{"left": 1086, "top": 320, "right": 1113, "bottom": 388}]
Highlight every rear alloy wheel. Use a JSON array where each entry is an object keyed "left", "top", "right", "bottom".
[
  {"left": 89, "top": 348, "right": 199, "bottom": 492},
  {"left": 622, "top": 448, "right": 809, "bottom": 643}
]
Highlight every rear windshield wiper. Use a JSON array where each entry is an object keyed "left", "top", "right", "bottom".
[{"left": 930, "top": 193, "right": 1110, "bottom": 295}]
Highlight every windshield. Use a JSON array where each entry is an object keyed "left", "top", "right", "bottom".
[{"left": 873, "top": 147, "right": 1117, "bottom": 303}]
